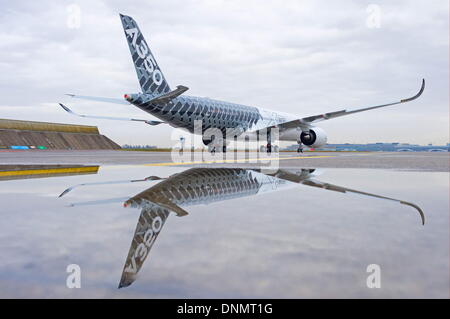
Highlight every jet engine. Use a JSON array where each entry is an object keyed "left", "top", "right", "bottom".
[{"left": 300, "top": 127, "right": 327, "bottom": 148}]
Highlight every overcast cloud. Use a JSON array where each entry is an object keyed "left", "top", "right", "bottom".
[{"left": 0, "top": 0, "right": 448, "bottom": 146}]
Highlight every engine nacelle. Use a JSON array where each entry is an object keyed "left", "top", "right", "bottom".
[{"left": 300, "top": 127, "right": 327, "bottom": 148}]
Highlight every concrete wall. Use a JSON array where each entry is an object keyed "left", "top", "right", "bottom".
[
  {"left": 0, "top": 119, "right": 120, "bottom": 150},
  {"left": 0, "top": 118, "right": 99, "bottom": 134}
]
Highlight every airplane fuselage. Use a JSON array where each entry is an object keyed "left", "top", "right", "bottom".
[
  {"left": 125, "top": 168, "right": 294, "bottom": 209},
  {"left": 127, "top": 93, "right": 298, "bottom": 142}
]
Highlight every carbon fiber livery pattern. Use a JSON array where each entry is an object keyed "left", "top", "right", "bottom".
[
  {"left": 135, "top": 94, "right": 266, "bottom": 136},
  {"left": 120, "top": 14, "right": 171, "bottom": 95},
  {"left": 120, "top": 15, "right": 294, "bottom": 141},
  {"left": 86, "top": 167, "right": 422, "bottom": 288},
  {"left": 125, "top": 168, "right": 277, "bottom": 208},
  {"left": 115, "top": 14, "right": 423, "bottom": 149},
  {"left": 118, "top": 204, "right": 169, "bottom": 288},
  {"left": 119, "top": 167, "right": 291, "bottom": 288},
  {"left": 60, "top": 14, "right": 424, "bottom": 151}
]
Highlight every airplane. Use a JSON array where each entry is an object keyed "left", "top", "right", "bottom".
[
  {"left": 60, "top": 167, "right": 425, "bottom": 288},
  {"left": 59, "top": 14, "right": 425, "bottom": 153}
]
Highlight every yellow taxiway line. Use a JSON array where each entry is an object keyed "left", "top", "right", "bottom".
[
  {"left": 142, "top": 155, "right": 335, "bottom": 167},
  {"left": 0, "top": 166, "right": 99, "bottom": 177}
]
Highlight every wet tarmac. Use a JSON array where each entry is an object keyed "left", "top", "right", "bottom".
[
  {"left": 0, "top": 150, "right": 448, "bottom": 171},
  {"left": 0, "top": 163, "right": 448, "bottom": 298}
]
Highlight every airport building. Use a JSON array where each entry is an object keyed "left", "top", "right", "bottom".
[
  {"left": 0, "top": 118, "right": 120, "bottom": 150},
  {"left": 285, "top": 142, "right": 449, "bottom": 152}
]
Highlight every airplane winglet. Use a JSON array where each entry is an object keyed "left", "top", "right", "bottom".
[
  {"left": 400, "top": 201, "right": 425, "bottom": 225},
  {"left": 59, "top": 103, "right": 75, "bottom": 114},
  {"left": 401, "top": 78, "right": 425, "bottom": 103}
]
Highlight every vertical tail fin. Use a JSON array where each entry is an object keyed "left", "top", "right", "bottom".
[
  {"left": 119, "top": 204, "right": 171, "bottom": 288},
  {"left": 119, "top": 14, "right": 171, "bottom": 94}
]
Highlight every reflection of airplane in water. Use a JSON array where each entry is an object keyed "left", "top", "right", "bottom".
[{"left": 61, "top": 167, "right": 425, "bottom": 288}]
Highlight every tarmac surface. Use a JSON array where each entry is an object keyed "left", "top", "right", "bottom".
[
  {"left": 0, "top": 150, "right": 448, "bottom": 171},
  {"left": 0, "top": 151, "right": 448, "bottom": 298}
]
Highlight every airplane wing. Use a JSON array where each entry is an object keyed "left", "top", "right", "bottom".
[
  {"left": 276, "top": 79, "right": 425, "bottom": 130},
  {"left": 300, "top": 178, "right": 425, "bottom": 225},
  {"left": 264, "top": 169, "right": 425, "bottom": 225},
  {"left": 58, "top": 103, "right": 166, "bottom": 125}
]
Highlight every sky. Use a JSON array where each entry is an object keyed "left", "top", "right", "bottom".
[{"left": 0, "top": 0, "right": 448, "bottom": 147}]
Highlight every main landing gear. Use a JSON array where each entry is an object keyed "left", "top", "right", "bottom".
[
  {"left": 259, "top": 143, "right": 279, "bottom": 153},
  {"left": 265, "top": 129, "right": 278, "bottom": 153},
  {"left": 206, "top": 141, "right": 226, "bottom": 154}
]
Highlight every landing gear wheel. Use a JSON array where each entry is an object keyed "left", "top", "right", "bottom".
[
  {"left": 266, "top": 143, "right": 272, "bottom": 153},
  {"left": 208, "top": 145, "right": 216, "bottom": 154}
]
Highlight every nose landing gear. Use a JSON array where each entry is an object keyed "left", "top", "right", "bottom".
[
  {"left": 207, "top": 145, "right": 216, "bottom": 154},
  {"left": 297, "top": 140, "right": 304, "bottom": 153},
  {"left": 205, "top": 139, "right": 226, "bottom": 154}
]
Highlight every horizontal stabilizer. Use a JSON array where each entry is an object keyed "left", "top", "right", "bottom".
[
  {"left": 153, "top": 200, "right": 189, "bottom": 217},
  {"left": 68, "top": 197, "right": 130, "bottom": 207},
  {"left": 66, "top": 94, "right": 130, "bottom": 105},
  {"left": 148, "top": 85, "right": 189, "bottom": 104},
  {"left": 58, "top": 176, "right": 165, "bottom": 198}
]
